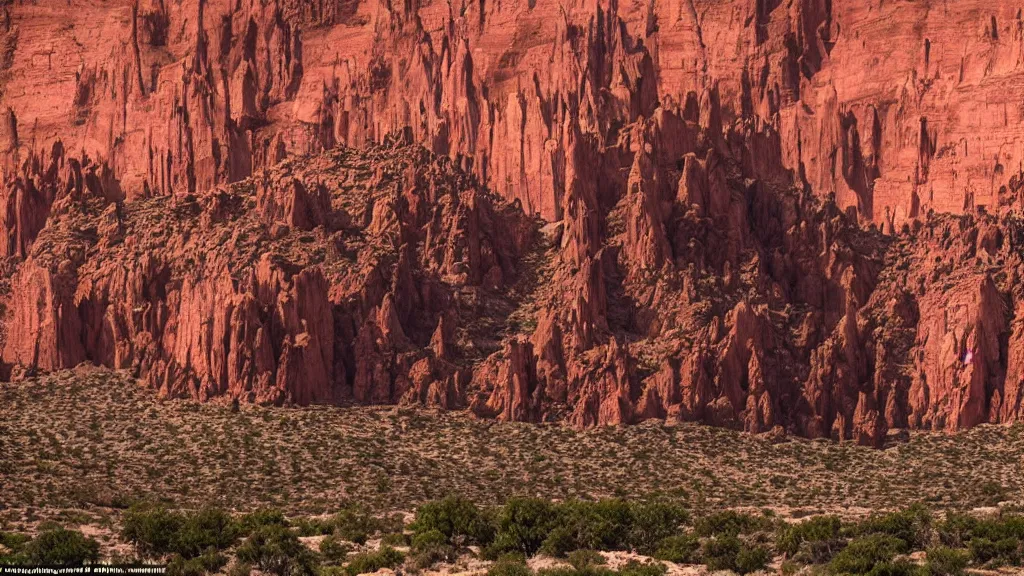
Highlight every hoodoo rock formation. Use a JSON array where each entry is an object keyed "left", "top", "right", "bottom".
[{"left": 3, "top": 0, "right": 1024, "bottom": 445}]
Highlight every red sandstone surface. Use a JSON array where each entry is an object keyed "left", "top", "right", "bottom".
[{"left": 2, "top": 0, "right": 1024, "bottom": 445}]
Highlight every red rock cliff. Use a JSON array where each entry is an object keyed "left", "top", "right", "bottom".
[{"left": 4, "top": 0, "right": 1024, "bottom": 445}]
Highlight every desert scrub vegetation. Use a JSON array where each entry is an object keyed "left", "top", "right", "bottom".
[
  {"left": 6, "top": 370, "right": 1024, "bottom": 517},
  {"left": 14, "top": 499, "right": 1024, "bottom": 575},
  {"left": 0, "top": 528, "right": 100, "bottom": 565}
]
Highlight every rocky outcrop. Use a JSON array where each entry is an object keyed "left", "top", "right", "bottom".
[
  {"left": 7, "top": 0, "right": 1024, "bottom": 446},
  {"left": 0, "top": 139, "right": 533, "bottom": 408},
  {"left": 6, "top": 0, "right": 1024, "bottom": 230}
]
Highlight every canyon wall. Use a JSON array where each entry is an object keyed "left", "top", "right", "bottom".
[
  {"left": 3, "top": 0, "right": 1024, "bottom": 445},
  {"left": 2, "top": 0, "right": 1024, "bottom": 226}
]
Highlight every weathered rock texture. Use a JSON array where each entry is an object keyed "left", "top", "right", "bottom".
[{"left": 3, "top": 0, "right": 1024, "bottom": 445}]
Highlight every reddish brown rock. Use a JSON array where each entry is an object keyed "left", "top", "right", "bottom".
[{"left": 7, "top": 0, "right": 1024, "bottom": 447}]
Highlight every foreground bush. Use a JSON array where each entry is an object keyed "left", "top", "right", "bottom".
[
  {"left": 651, "top": 534, "right": 699, "bottom": 564},
  {"left": 736, "top": 545, "right": 771, "bottom": 574},
  {"left": 238, "top": 509, "right": 289, "bottom": 534},
  {"left": 488, "top": 498, "right": 558, "bottom": 557},
  {"left": 694, "top": 511, "right": 774, "bottom": 538},
  {"left": 487, "top": 555, "right": 533, "bottom": 576},
  {"left": 331, "top": 504, "right": 396, "bottom": 545},
  {"left": 122, "top": 504, "right": 238, "bottom": 559},
  {"left": 566, "top": 550, "right": 605, "bottom": 570},
  {"left": 924, "top": 546, "right": 969, "bottom": 576},
  {"left": 318, "top": 535, "right": 351, "bottom": 566},
  {"left": 166, "top": 550, "right": 228, "bottom": 576},
  {"left": 0, "top": 532, "right": 32, "bottom": 564},
  {"left": 409, "top": 529, "right": 456, "bottom": 569},
  {"left": 968, "top": 536, "right": 1020, "bottom": 566},
  {"left": 776, "top": 515, "right": 845, "bottom": 564},
  {"left": 23, "top": 529, "right": 100, "bottom": 566},
  {"left": 122, "top": 504, "right": 185, "bottom": 557},
  {"left": 235, "top": 524, "right": 316, "bottom": 576},
  {"left": 172, "top": 508, "right": 238, "bottom": 559},
  {"left": 411, "top": 496, "right": 493, "bottom": 546},
  {"left": 616, "top": 560, "right": 666, "bottom": 576},
  {"left": 343, "top": 546, "right": 404, "bottom": 576},
  {"left": 776, "top": 515, "right": 842, "bottom": 557},
  {"left": 828, "top": 534, "right": 905, "bottom": 575},
  {"left": 701, "top": 535, "right": 741, "bottom": 572},
  {"left": 850, "top": 505, "right": 931, "bottom": 551}
]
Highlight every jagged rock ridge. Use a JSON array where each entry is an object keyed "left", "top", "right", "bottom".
[{"left": 4, "top": 0, "right": 1024, "bottom": 445}]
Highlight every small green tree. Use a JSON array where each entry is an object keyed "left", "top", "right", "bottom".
[
  {"left": 829, "top": 534, "right": 905, "bottom": 575},
  {"left": 122, "top": 504, "right": 184, "bottom": 557},
  {"left": 701, "top": 535, "right": 741, "bottom": 572},
  {"left": 24, "top": 529, "right": 100, "bottom": 566},
  {"left": 409, "top": 529, "right": 456, "bottom": 569},
  {"left": 925, "top": 546, "right": 969, "bottom": 576},
  {"left": 652, "top": 535, "right": 699, "bottom": 564},
  {"left": 487, "top": 554, "right": 533, "bottom": 576},
  {"left": 488, "top": 498, "right": 557, "bottom": 557},
  {"left": 235, "top": 524, "right": 317, "bottom": 576},
  {"left": 319, "top": 535, "right": 351, "bottom": 566},
  {"left": 343, "top": 546, "right": 404, "bottom": 576},
  {"left": 171, "top": 507, "right": 238, "bottom": 558},
  {"left": 735, "top": 545, "right": 771, "bottom": 575},
  {"left": 411, "top": 497, "right": 493, "bottom": 546},
  {"left": 627, "top": 501, "right": 689, "bottom": 555}
]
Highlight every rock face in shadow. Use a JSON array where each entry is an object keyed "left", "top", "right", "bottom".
[{"left": 4, "top": 0, "right": 1024, "bottom": 445}]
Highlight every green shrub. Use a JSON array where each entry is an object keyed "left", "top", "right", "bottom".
[
  {"left": 627, "top": 501, "right": 689, "bottom": 554},
  {"left": 968, "top": 536, "right": 1020, "bottom": 565},
  {"left": 239, "top": 509, "right": 289, "bottom": 535},
  {"left": 735, "top": 546, "right": 771, "bottom": 575},
  {"left": 488, "top": 498, "right": 557, "bottom": 557},
  {"left": 171, "top": 508, "right": 238, "bottom": 559},
  {"left": 701, "top": 535, "right": 741, "bottom": 572},
  {"left": 380, "top": 533, "right": 410, "bottom": 547},
  {"left": 695, "top": 511, "right": 773, "bottom": 538},
  {"left": 23, "top": 529, "right": 100, "bottom": 566},
  {"left": 535, "top": 569, "right": 582, "bottom": 576},
  {"left": 828, "top": 534, "right": 904, "bottom": 575},
  {"left": 343, "top": 546, "right": 404, "bottom": 576},
  {"left": 535, "top": 499, "right": 687, "bottom": 557},
  {"left": 319, "top": 535, "right": 351, "bottom": 566},
  {"left": 411, "top": 529, "right": 448, "bottom": 552},
  {"left": 294, "top": 518, "right": 334, "bottom": 538},
  {"left": 0, "top": 532, "right": 31, "bottom": 564},
  {"left": 123, "top": 504, "right": 184, "bottom": 557},
  {"left": 652, "top": 535, "right": 699, "bottom": 564},
  {"left": 412, "top": 497, "right": 493, "bottom": 546},
  {"left": 487, "top": 555, "right": 533, "bottom": 576},
  {"left": 409, "top": 529, "right": 455, "bottom": 569},
  {"left": 617, "top": 560, "right": 666, "bottom": 576},
  {"left": 227, "top": 561, "right": 252, "bottom": 576},
  {"left": 0, "top": 532, "right": 30, "bottom": 553},
  {"left": 123, "top": 505, "right": 238, "bottom": 560},
  {"left": 235, "top": 524, "right": 317, "bottom": 576},
  {"left": 539, "top": 527, "right": 577, "bottom": 558},
  {"left": 331, "top": 506, "right": 387, "bottom": 545},
  {"left": 409, "top": 546, "right": 455, "bottom": 570},
  {"left": 544, "top": 500, "right": 631, "bottom": 555},
  {"left": 851, "top": 506, "right": 931, "bottom": 550},
  {"left": 936, "top": 513, "right": 976, "bottom": 548},
  {"left": 969, "top": 515, "right": 1024, "bottom": 543},
  {"left": 924, "top": 546, "right": 969, "bottom": 576},
  {"left": 167, "top": 550, "right": 228, "bottom": 576},
  {"left": 777, "top": 515, "right": 842, "bottom": 557},
  {"left": 566, "top": 550, "right": 606, "bottom": 570}
]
